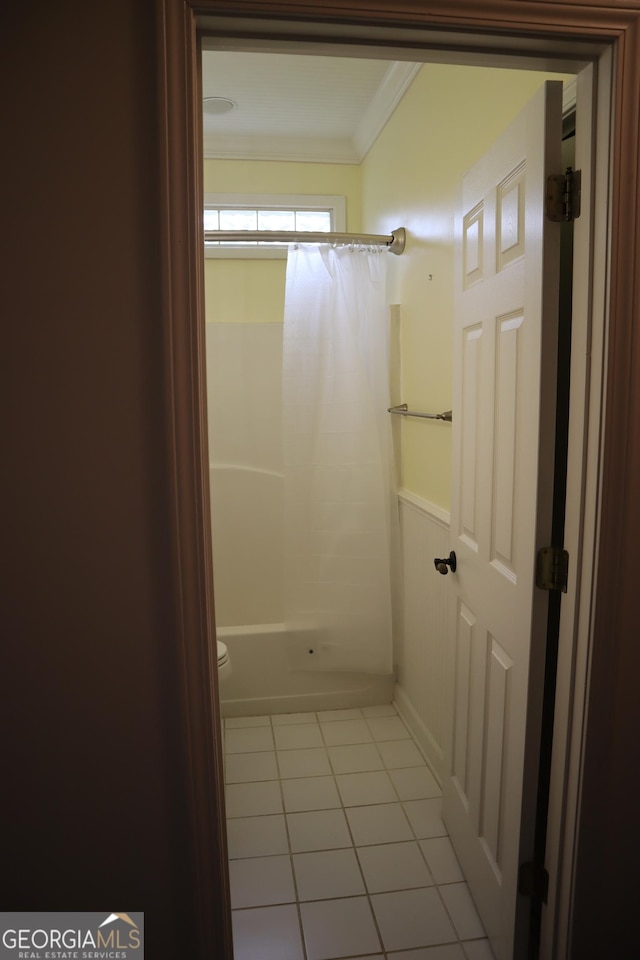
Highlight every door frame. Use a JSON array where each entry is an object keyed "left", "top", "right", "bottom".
[{"left": 156, "top": 2, "right": 640, "bottom": 957}]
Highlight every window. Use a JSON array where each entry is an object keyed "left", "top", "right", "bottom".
[{"left": 203, "top": 193, "right": 346, "bottom": 258}]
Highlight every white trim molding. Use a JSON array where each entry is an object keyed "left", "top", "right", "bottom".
[
  {"left": 398, "top": 487, "right": 451, "bottom": 527},
  {"left": 354, "top": 62, "right": 422, "bottom": 160}
]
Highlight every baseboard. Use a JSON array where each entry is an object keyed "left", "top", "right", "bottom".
[{"left": 394, "top": 682, "right": 445, "bottom": 785}]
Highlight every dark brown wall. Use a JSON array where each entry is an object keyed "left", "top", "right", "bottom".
[
  {"left": 1, "top": 2, "right": 197, "bottom": 952},
  {"left": 3, "top": 1, "right": 640, "bottom": 957}
]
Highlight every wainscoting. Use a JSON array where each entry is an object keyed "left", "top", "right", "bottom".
[{"left": 394, "top": 490, "right": 454, "bottom": 784}]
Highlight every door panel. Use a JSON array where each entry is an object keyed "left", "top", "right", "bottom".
[
  {"left": 445, "top": 81, "right": 563, "bottom": 960},
  {"left": 460, "top": 325, "right": 482, "bottom": 546},
  {"left": 493, "top": 310, "right": 523, "bottom": 575}
]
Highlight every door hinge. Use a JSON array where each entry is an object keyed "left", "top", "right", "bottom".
[
  {"left": 546, "top": 167, "right": 581, "bottom": 221},
  {"left": 536, "top": 546, "right": 569, "bottom": 593},
  {"left": 518, "top": 861, "right": 549, "bottom": 903}
]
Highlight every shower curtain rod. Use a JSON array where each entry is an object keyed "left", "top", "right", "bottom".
[{"left": 205, "top": 226, "right": 406, "bottom": 255}]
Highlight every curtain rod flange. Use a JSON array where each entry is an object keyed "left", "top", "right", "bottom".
[{"left": 389, "top": 228, "right": 406, "bottom": 255}]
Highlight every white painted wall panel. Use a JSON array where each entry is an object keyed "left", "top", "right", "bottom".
[{"left": 394, "top": 492, "right": 455, "bottom": 782}]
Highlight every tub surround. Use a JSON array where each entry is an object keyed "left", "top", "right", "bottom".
[{"left": 218, "top": 624, "right": 394, "bottom": 718}]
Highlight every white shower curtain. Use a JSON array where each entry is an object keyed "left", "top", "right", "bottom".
[{"left": 282, "top": 243, "right": 398, "bottom": 675}]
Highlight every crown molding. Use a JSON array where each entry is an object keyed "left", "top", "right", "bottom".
[
  {"left": 203, "top": 132, "right": 361, "bottom": 163},
  {"left": 353, "top": 62, "right": 421, "bottom": 160},
  {"left": 202, "top": 60, "right": 421, "bottom": 164}
]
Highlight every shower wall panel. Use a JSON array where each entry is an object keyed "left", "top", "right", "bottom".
[
  {"left": 205, "top": 322, "right": 283, "bottom": 474},
  {"left": 206, "top": 322, "right": 284, "bottom": 626}
]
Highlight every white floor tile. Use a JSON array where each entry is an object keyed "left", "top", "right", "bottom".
[
  {"left": 225, "top": 708, "right": 491, "bottom": 960},
  {"left": 327, "top": 743, "right": 384, "bottom": 774},
  {"left": 232, "top": 904, "right": 304, "bottom": 960},
  {"left": 225, "top": 715, "right": 271, "bottom": 728},
  {"left": 274, "top": 723, "right": 324, "bottom": 750},
  {"left": 378, "top": 739, "right": 427, "bottom": 769},
  {"left": 287, "top": 808, "right": 352, "bottom": 852},
  {"left": 316, "top": 708, "right": 363, "bottom": 721},
  {"left": 320, "top": 718, "right": 373, "bottom": 745},
  {"left": 336, "top": 770, "right": 397, "bottom": 807},
  {"left": 272, "top": 712, "right": 318, "bottom": 725},
  {"left": 225, "top": 725, "right": 275, "bottom": 754},
  {"left": 404, "top": 798, "right": 448, "bottom": 839},
  {"left": 366, "top": 715, "right": 412, "bottom": 741},
  {"left": 387, "top": 945, "right": 466, "bottom": 960},
  {"left": 300, "top": 897, "right": 381, "bottom": 960},
  {"left": 346, "top": 802, "right": 413, "bottom": 846},
  {"left": 362, "top": 703, "right": 397, "bottom": 717},
  {"left": 229, "top": 855, "right": 296, "bottom": 908},
  {"left": 390, "top": 766, "right": 442, "bottom": 800},
  {"left": 226, "top": 780, "right": 283, "bottom": 818},
  {"left": 293, "top": 848, "right": 365, "bottom": 900},
  {"left": 357, "top": 841, "right": 434, "bottom": 893},
  {"left": 227, "top": 814, "right": 289, "bottom": 859},
  {"left": 462, "top": 939, "right": 496, "bottom": 959},
  {"left": 419, "top": 837, "right": 464, "bottom": 884},
  {"left": 371, "top": 888, "right": 457, "bottom": 951},
  {"left": 277, "top": 747, "right": 332, "bottom": 779},
  {"left": 281, "top": 776, "right": 341, "bottom": 813},
  {"left": 225, "top": 751, "right": 279, "bottom": 783},
  {"left": 439, "top": 883, "right": 485, "bottom": 940}
]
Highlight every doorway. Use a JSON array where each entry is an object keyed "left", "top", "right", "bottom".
[
  {"left": 200, "top": 39, "right": 604, "bottom": 960},
  {"left": 156, "top": 5, "right": 623, "bottom": 957}
]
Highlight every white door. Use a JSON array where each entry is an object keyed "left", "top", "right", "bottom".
[{"left": 444, "top": 81, "right": 563, "bottom": 960}]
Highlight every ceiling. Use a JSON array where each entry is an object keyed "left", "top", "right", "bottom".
[{"left": 201, "top": 51, "right": 421, "bottom": 164}]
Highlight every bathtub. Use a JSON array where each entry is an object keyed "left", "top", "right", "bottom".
[
  {"left": 209, "top": 463, "right": 394, "bottom": 718},
  {"left": 217, "top": 622, "right": 394, "bottom": 718}
]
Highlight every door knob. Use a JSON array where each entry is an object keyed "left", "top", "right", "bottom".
[{"left": 434, "top": 550, "right": 457, "bottom": 575}]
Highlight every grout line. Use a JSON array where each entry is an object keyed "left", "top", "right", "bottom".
[
  {"left": 225, "top": 705, "right": 492, "bottom": 959},
  {"left": 270, "top": 716, "right": 310, "bottom": 960},
  {"left": 330, "top": 757, "right": 386, "bottom": 959}
]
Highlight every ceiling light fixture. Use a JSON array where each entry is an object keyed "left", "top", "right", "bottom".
[{"left": 203, "top": 97, "right": 237, "bottom": 116}]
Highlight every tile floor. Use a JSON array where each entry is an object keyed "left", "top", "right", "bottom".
[{"left": 224, "top": 704, "right": 495, "bottom": 960}]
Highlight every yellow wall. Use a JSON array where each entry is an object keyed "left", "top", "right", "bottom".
[
  {"left": 203, "top": 159, "right": 362, "bottom": 323},
  {"left": 361, "top": 63, "right": 570, "bottom": 508},
  {"left": 204, "top": 260, "right": 285, "bottom": 324},
  {"left": 203, "top": 68, "right": 570, "bottom": 506}
]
